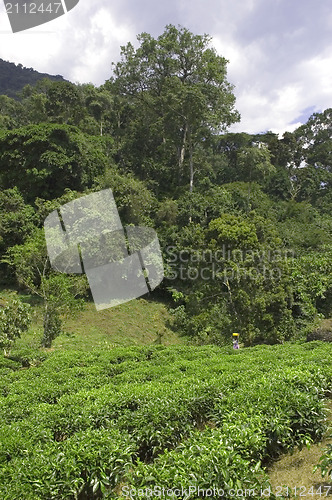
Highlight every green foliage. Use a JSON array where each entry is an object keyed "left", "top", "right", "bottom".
[
  {"left": 2, "top": 428, "right": 135, "bottom": 499},
  {"left": 94, "top": 166, "right": 157, "bottom": 225},
  {"left": 4, "top": 228, "right": 49, "bottom": 293},
  {"left": 1, "top": 29, "right": 332, "bottom": 351},
  {"left": 223, "top": 182, "right": 274, "bottom": 216},
  {"left": 0, "top": 187, "right": 37, "bottom": 283},
  {"left": 164, "top": 210, "right": 295, "bottom": 345},
  {"left": 0, "top": 187, "right": 36, "bottom": 251},
  {"left": 45, "top": 81, "right": 85, "bottom": 125},
  {"left": 109, "top": 24, "right": 240, "bottom": 191},
  {"left": 315, "top": 440, "right": 332, "bottom": 481},
  {"left": 208, "top": 213, "right": 259, "bottom": 248},
  {"left": 33, "top": 188, "right": 81, "bottom": 226},
  {"left": 129, "top": 427, "right": 270, "bottom": 496},
  {"left": 0, "top": 294, "right": 31, "bottom": 355},
  {"left": 174, "top": 186, "right": 234, "bottom": 227},
  {"left": 0, "top": 342, "right": 331, "bottom": 498},
  {"left": 80, "top": 83, "right": 114, "bottom": 136},
  {"left": 0, "top": 124, "right": 108, "bottom": 201},
  {"left": 276, "top": 200, "right": 331, "bottom": 250},
  {"left": 237, "top": 144, "right": 275, "bottom": 211},
  {"left": 290, "top": 247, "right": 332, "bottom": 322},
  {"left": 0, "top": 95, "right": 24, "bottom": 130},
  {"left": 294, "top": 109, "right": 332, "bottom": 204},
  {"left": 4, "top": 230, "right": 88, "bottom": 348},
  {"left": 41, "top": 273, "right": 86, "bottom": 348}
]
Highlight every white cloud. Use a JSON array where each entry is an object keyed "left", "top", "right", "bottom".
[{"left": 53, "top": 7, "right": 133, "bottom": 85}]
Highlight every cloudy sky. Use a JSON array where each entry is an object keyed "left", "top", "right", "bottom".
[{"left": 0, "top": 0, "right": 331, "bottom": 134}]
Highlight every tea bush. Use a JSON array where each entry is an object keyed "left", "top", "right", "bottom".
[
  {"left": 316, "top": 440, "right": 332, "bottom": 482},
  {"left": 0, "top": 341, "right": 331, "bottom": 498}
]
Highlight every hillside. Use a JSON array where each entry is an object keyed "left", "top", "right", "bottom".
[
  {"left": 0, "top": 58, "right": 65, "bottom": 98},
  {"left": 11, "top": 291, "right": 182, "bottom": 352}
]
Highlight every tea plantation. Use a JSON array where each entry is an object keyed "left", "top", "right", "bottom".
[{"left": 0, "top": 341, "right": 331, "bottom": 499}]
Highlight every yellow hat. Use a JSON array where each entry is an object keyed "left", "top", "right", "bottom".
[{"left": 232, "top": 333, "right": 239, "bottom": 337}]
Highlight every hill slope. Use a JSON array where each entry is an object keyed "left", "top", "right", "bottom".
[{"left": 0, "top": 58, "right": 65, "bottom": 98}]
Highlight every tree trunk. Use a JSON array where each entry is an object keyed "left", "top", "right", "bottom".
[
  {"left": 189, "top": 137, "right": 194, "bottom": 193},
  {"left": 178, "top": 122, "right": 188, "bottom": 180},
  {"left": 247, "top": 167, "right": 252, "bottom": 213},
  {"left": 187, "top": 125, "right": 195, "bottom": 192},
  {"left": 42, "top": 303, "right": 61, "bottom": 348},
  {"left": 42, "top": 304, "right": 52, "bottom": 348},
  {"left": 188, "top": 126, "right": 194, "bottom": 223}
]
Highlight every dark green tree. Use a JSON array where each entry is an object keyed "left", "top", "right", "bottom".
[
  {"left": 0, "top": 124, "right": 108, "bottom": 201},
  {"left": 81, "top": 84, "right": 113, "bottom": 136},
  {"left": 0, "top": 95, "right": 24, "bottom": 130},
  {"left": 0, "top": 187, "right": 36, "bottom": 253},
  {"left": 165, "top": 211, "right": 296, "bottom": 346},
  {"left": 0, "top": 187, "right": 36, "bottom": 284},
  {"left": 237, "top": 144, "right": 275, "bottom": 211},
  {"left": 45, "top": 81, "right": 85, "bottom": 126}
]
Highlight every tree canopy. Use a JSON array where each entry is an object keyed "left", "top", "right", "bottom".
[{"left": 107, "top": 24, "right": 240, "bottom": 192}]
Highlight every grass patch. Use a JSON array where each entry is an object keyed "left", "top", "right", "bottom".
[
  {"left": 8, "top": 290, "right": 182, "bottom": 352},
  {"left": 57, "top": 298, "right": 182, "bottom": 350}
]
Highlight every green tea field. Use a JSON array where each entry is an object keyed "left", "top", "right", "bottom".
[{"left": 0, "top": 334, "right": 331, "bottom": 499}]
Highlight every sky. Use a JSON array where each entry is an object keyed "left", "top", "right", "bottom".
[{"left": 0, "top": 0, "right": 331, "bottom": 135}]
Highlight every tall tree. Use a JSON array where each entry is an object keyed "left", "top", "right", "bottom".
[
  {"left": 0, "top": 95, "right": 24, "bottom": 130},
  {"left": 108, "top": 24, "right": 240, "bottom": 192},
  {"left": 82, "top": 84, "right": 113, "bottom": 136},
  {"left": 45, "top": 81, "right": 85, "bottom": 126},
  {"left": 237, "top": 143, "right": 275, "bottom": 211}
]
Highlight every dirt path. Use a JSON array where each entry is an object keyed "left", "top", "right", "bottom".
[{"left": 268, "top": 401, "right": 332, "bottom": 498}]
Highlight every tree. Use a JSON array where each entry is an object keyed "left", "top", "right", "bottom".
[
  {"left": 165, "top": 211, "right": 295, "bottom": 346},
  {"left": 0, "top": 124, "right": 108, "bottom": 201},
  {"left": 0, "top": 187, "right": 36, "bottom": 252},
  {"left": 292, "top": 109, "right": 332, "bottom": 208},
  {"left": 0, "top": 294, "right": 31, "bottom": 356},
  {"left": 0, "top": 187, "right": 37, "bottom": 284},
  {"left": 237, "top": 143, "right": 275, "bottom": 211},
  {"left": 45, "top": 81, "right": 85, "bottom": 126},
  {"left": 0, "top": 95, "right": 24, "bottom": 130},
  {"left": 81, "top": 84, "right": 113, "bottom": 136},
  {"left": 108, "top": 24, "right": 240, "bottom": 191},
  {"left": 290, "top": 247, "right": 332, "bottom": 326},
  {"left": 4, "top": 229, "right": 88, "bottom": 348}
]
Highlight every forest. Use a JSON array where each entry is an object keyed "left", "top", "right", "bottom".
[
  {"left": 0, "top": 24, "right": 331, "bottom": 349},
  {"left": 0, "top": 24, "right": 332, "bottom": 498}
]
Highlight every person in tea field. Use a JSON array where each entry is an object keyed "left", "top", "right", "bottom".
[{"left": 232, "top": 333, "right": 240, "bottom": 349}]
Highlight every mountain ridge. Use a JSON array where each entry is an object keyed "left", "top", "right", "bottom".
[{"left": 0, "top": 58, "right": 65, "bottom": 98}]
